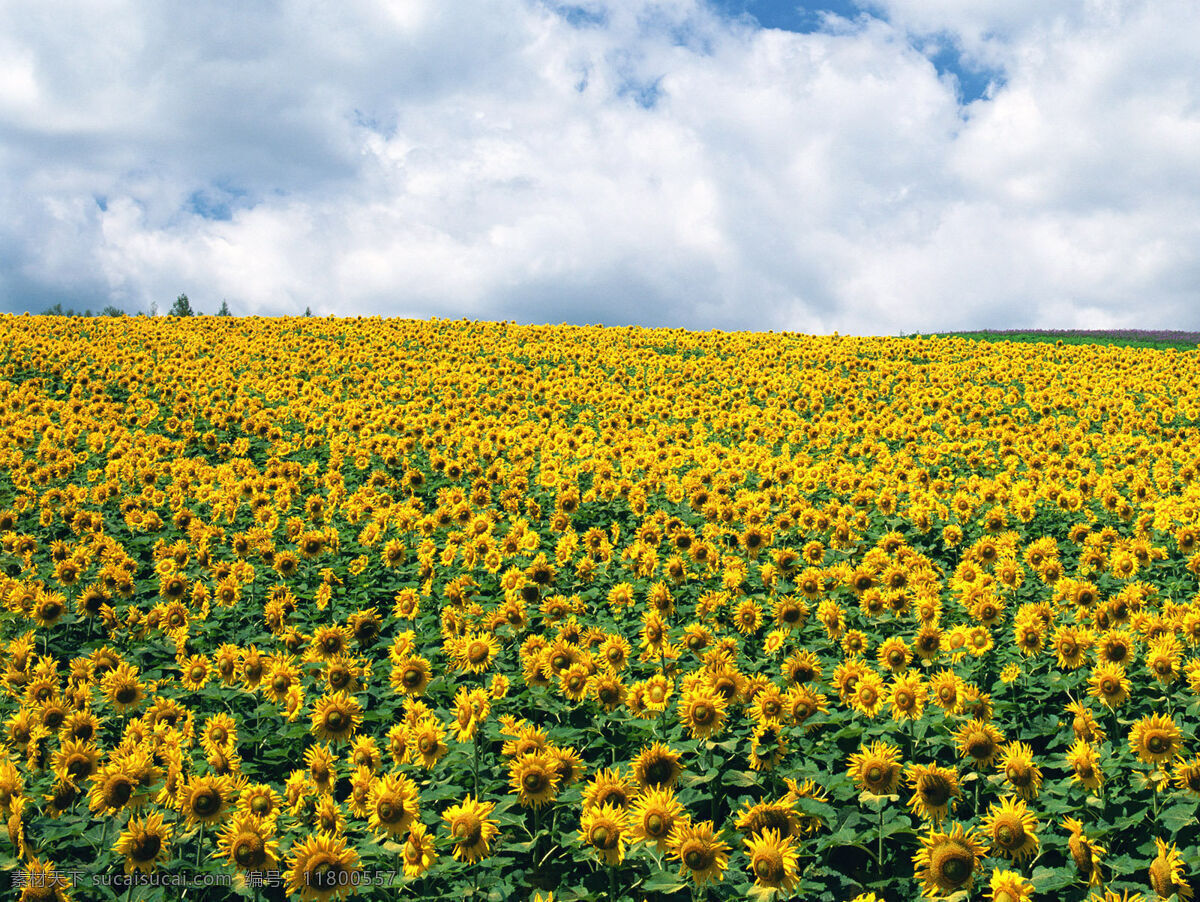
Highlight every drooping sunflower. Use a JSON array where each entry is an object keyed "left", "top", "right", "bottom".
[
  {"left": 509, "top": 752, "right": 561, "bottom": 809},
  {"left": 669, "top": 819, "right": 731, "bottom": 887},
  {"left": 913, "top": 823, "right": 985, "bottom": 899},
  {"left": 1148, "top": 837, "right": 1193, "bottom": 901},
  {"left": 113, "top": 811, "right": 172, "bottom": 875},
  {"left": 981, "top": 796, "right": 1039, "bottom": 863},
  {"left": 1065, "top": 740, "right": 1104, "bottom": 792},
  {"left": 401, "top": 822, "right": 437, "bottom": 878},
  {"left": 1066, "top": 700, "right": 1106, "bottom": 743},
  {"left": 847, "top": 741, "right": 903, "bottom": 796},
  {"left": 1062, "top": 817, "right": 1104, "bottom": 888},
  {"left": 744, "top": 827, "right": 799, "bottom": 899},
  {"left": 579, "top": 801, "right": 628, "bottom": 865},
  {"left": 1128, "top": 713, "right": 1183, "bottom": 766},
  {"left": 367, "top": 772, "right": 420, "bottom": 839},
  {"left": 442, "top": 795, "right": 499, "bottom": 864},
  {"left": 905, "top": 763, "right": 960, "bottom": 824},
  {"left": 216, "top": 812, "right": 280, "bottom": 872},
  {"left": 284, "top": 831, "right": 363, "bottom": 902}
]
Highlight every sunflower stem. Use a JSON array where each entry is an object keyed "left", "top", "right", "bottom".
[
  {"left": 608, "top": 863, "right": 618, "bottom": 901},
  {"left": 196, "top": 823, "right": 204, "bottom": 868},
  {"left": 473, "top": 732, "right": 481, "bottom": 798},
  {"left": 878, "top": 804, "right": 885, "bottom": 867}
]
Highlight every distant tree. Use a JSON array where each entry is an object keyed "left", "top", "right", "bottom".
[
  {"left": 304, "top": 306, "right": 312, "bottom": 316},
  {"left": 101, "top": 305, "right": 125, "bottom": 317},
  {"left": 149, "top": 301, "right": 158, "bottom": 317},
  {"left": 217, "top": 300, "right": 231, "bottom": 316},
  {"left": 83, "top": 309, "right": 93, "bottom": 317},
  {"left": 43, "top": 303, "right": 76, "bottom": 316},
  {"left": 168, "top": 293, "right": 194, "bottom": 317}
]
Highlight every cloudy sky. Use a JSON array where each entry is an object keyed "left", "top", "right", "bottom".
[{"left": 3, "top": 0, "right": 1199, "bottom": 333}]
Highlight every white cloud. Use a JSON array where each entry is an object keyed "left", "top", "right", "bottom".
[{"left": 1, "top": 0, "right": 1199, "bottom": 331}]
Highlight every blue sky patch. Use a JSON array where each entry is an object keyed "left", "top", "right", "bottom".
[{"left": 187, "top": 184, "right": 250, "bottom": 222}]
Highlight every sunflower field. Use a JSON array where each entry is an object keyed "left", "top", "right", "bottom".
[{"left": 1, "top": 316, "right": 1199, "bottom": 902}]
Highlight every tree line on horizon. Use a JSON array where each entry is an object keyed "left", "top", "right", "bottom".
[{"left": 35, "top": 295, "right": 315, "bottom": 317}]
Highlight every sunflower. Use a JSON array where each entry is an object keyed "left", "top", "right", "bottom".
[
  {"left": 669, "top": 819, "right": 731, "bottom": 887},
  {"left": 1062, "top": 817, "right": 1104, "bottom": 887},
  {"left": 928, "top": 670, "right": 964, "bottom": 714},
  {"left": 238, "top": 783, "right": 283, "bottom": 821},
  {"left": 442, "top": 795, "right": 499, "bottom": 863},
  {"left": 16, "top": 856, "right": 72, "bottom": 901},
  {"left": 1066, "top": 701, "right": 1106, "bottom": 743},
  {"left": 177, "top": 773, "right": 235, "bottom": 828},
  {"left": 848, "top": 741, "right": 903, "bottom": 796},
  {"left": 981, "top": 797, "right": 1039, "bottom": 863},
  {"left": 1173, "top": 756, "right": 1200, "bottom": 796},
  {"left": 113, "top": 811, "right": 172, "bottom": 874},
  {"left": 1065, "top": 740, "right": 1104, "bottom": 791},
  {"left": 367, "top": 772, "right": 420, "bottom": 839},
  {"left": 631, "top": 742, "right": 685, "bottom": 790},
  {"left": 735, "top": 798, "right": 803, "bottom": 841},
  {"left": 50, "top": 740, "right": 100, "bottom": 785},
  {"left": 452, "top": 631, "right": 500, "bottom": 674},
  {"left": 1146, "top": 635, "right": 1181, "bottom": 685},
  {"left": 1088, "top": 662, "right": 1131, "bottom": 709},
  {"left": 509, "top": 752, "right": 561, "bottom": 808},
  {"left": 849, "top": 669, "right": 886, "bottom": 718},
  {"left": 408, "top": 719, "right": 446, "bottom": 767},
  {"left": 913, "top": 823, "right": 985, "bottom": 898},
  {"left": 583, "top": 768, "right": 638, "bottom": 811},
  {"left": 284, "top": 831, "right": 363, "bottom": 902},
  {"left": 956, "top": 719, "right": 1005, "bottom": 769},
  {"left": 310, "top": 691, "right": 364, "bottom": 746},
  {"left": 1149, "top": 837, "right": 1193, "bottom": 901},
  {"left": 216, "top": 812, "right": 280, "bottom": 872},
  {"left": 888, "top": 672, "right": 926, "bottom": 722},
  {"left": 906, "top": 763, "right": 960, "bottom": 824},
  {"left": 878, "top": 637, "right": 912, "bottom": 672},
  {"left": 588, "top": 670, "right": 627, "bottom": 711},
  {"left": 628, "top": 785, "right": 684, "bottom": 851},
  {"left": 744, "top": 828, "right": 799, "bottom": 899},
  {"left": 579, "top": 801, "right": 628, "bottom": 865},
  {"left": 99, "top": 663, "right": 145, "bottom": 714},
  {"left": 87, "top": 760, "right": 139, "bottom": 816},
  {"left": 1128, "top": 713, "right": 1183, "bottom": 765},
  {"left": 313, "top": 794, "right": 347, "bottom": 835},
  {"left": 390, "top": 656, "right": 432, "bottom": 697},
  {"left": 987, "top": 867, "right": 1034, "bottom": 902},
  {"left": 997, "top": 742, "right": 1042, "bottom": 801},
  {"left": 401, "top": 822, "right": 437, "bottom": 878},
  {"left": 305, "top": 744, "right": 339, "bottom": 795},
  {"left": 677, "top": 686, "right": 728, "bottom": 741},
  {"left": 201, "top": 713, "right": 238, "bottom": 755}
]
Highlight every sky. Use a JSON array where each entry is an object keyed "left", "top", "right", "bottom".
[{"left": 2, "top": 0, "right": 1199, "bottom": 334}]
